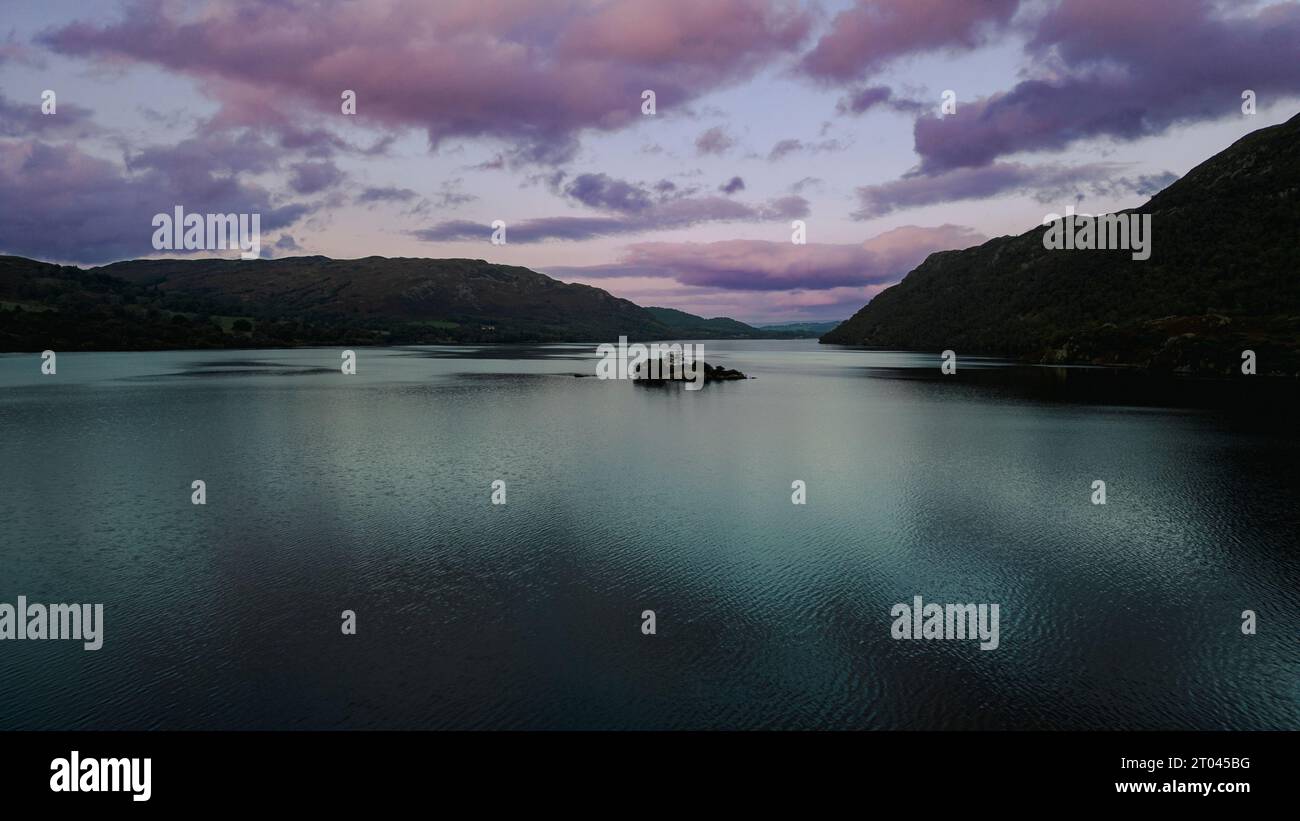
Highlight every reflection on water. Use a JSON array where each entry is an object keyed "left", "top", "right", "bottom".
[{"left": 0, "top": 340, "right": 1296, "bottom": 730}]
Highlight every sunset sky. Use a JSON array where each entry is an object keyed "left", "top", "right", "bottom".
[{"left": 1, "top": 0, "right": 1297, "bottom": 322}]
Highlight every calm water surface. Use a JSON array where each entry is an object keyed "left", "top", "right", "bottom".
[{"left": 1, "top": 340, "right": 1297, "bottom": 729}]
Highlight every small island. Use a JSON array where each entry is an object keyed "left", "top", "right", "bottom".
[{"left": 632, "top": 354, "right": 748, "bottom": 386}]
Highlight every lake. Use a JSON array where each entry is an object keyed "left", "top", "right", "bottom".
[{"left": 0, "top": 339, "right": 1297, "bottom": 730}]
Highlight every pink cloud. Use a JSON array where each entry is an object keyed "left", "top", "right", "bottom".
[
  {"left": 799, "top": 0, "right": 1019, "bottom": 82},
  {"left": 43, "top": 0, "right": 813, "bottom": 164},
  {"left": 544, "top": 224, "right": 986, "bottom": 292}
]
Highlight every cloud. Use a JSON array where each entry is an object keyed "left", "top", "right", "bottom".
[
  {"left": 273, "top": 233, "right": 303, "bottom": 253},
  {"left": 414, "top": 167, "right": 807, "bottom": 242},
  {"left": 0, "top": 38, "right": 45, "bottom": 68},
  {"left": 850, "top": 161, "right": 1180, "bottom": 218},
  {"left": 0, "top": 138, "right": 310, "bottom": 263},
  {"left": 766, "top": 135, "right": 848, "bottom": 161},
  {"left": 272, "top": 125, "right": 391, "bottom": 159},
  {"left": 543, "top": 224, "right": 986, "bottom": 291},
  {"left": 564, "top": 173, "right": 654, "bottom": 213},
  {"left": 1098, "top": 172, "right": 1178, "bottom": 199},
  {"left": 42, "top": 0, "right": 813, "bottom": 166},
  {"left": 763, "top": 195, "right": 810, "bottom": 219},
  {"left": 911, "top": 0, "right": 1300, "bottom": 173},
  {"left": 799, "top": 0, "right": 1019, "bottom": 82},
  {"left": 695, "top": 126, "right": 736, "bottom": 156},
  {"left": 356, "top": 186, "right": 419, "bottom": 204},
  {"left": 413, "top": 190, "right": 809, "bottom": 243},
  {"left": 288, "top": 161, "right": 344, "bottom": 195},
  {"left": 433, "top": 178, "right": 478, "bottom": 209},
  {"left": 126, "top": 131, "right": 282, "bottom": 178},
  {"left": 790, "top": 176, "right": 822, "bottom": 194},
  {"left": 834, "top": 85, "right": 926, "bottom": 117},
  {"left": 0, "top": 93, "right": 100, "bottom": 139},
  {"left": 795, "top": 0, "right": 1298, "bottom": 221},
  {"left": 835, "top": 85, "right": 893, "bottom": 115}
]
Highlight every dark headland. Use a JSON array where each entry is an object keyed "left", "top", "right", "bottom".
[
  {"left": 0, "top": 255, "right": 814, "bottom": 352},
  {"left": 822, "top": 112, "right": 1300, "bottom": 376}
]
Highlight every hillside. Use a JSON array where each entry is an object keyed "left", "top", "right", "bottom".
[
  {"left": 0, "top": 255, "right": 795, "bottom": 351},
  {"left": 644, "top": 307, "right": 811, "bottom": 338},
  {"left": 759, "top": 320, "right": 843, "bottom": 336},
  {"left": 822, "top": 112, "right": 1300, "bottom": 375}
]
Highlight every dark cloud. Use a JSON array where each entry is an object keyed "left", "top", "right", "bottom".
[
  {"left": 356, "top": 186, "right": 419, "bottom": 204},
  {"left": 719, "top": 176, "right": 746, "bottom": 194},
  {"left": 762, "top": 195, "right": 809, "bottom": 219},
  {"left": 564, "top": 173, "right": 653, "bottom": 213},
  {"left": 273, "top": 125, "right": 391, "bottom": 159},
  {"left": 0, "top": 138, "right": 310, "bottom": 263},
  {"left": 835, "top": 85, "right": 925, "bottom": 116},
  {"left": 911, "top": 0, "right": 1300, "bottom": 174},
  {"left": 288, "top": 161, "right": 345, "bottom": 195},
  {"left": 126, "top": 131, "right": 282, "bottom": 179},
  {"left": 851, "top": 161, "right": 1179, "bottom": 218},
  {"left": 695, "top": 126, "right": 735, "bottom": 156},
  {"left": 274, "top": 234, "right": 303, "bottom": 252},
  {"left": 0, "top": 93, "right": 99, "bottom": 138}
]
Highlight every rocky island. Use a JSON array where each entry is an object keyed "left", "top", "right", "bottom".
[{"left": 632, "top": 354, "right": 748, "bottom": 387}]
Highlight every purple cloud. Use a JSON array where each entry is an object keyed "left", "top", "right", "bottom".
[
  {"left": 273, "top": 233, "right": 303, "bottom": 253},
  {"left": 695, "top": 126, "right": 736, "bottom": 156},
  {"left": 356, "top": 186, "right": 419, "bottom": 204},
  {"left": 0, "top": 94, "right": 98, "bottom": 138},
  {"left": 413, "top": 192, "right": 809, "bottom": 243},
  {"left": 766, "top": 135, "right": 848, "bottom": 161},
  {"left": 0, "top": 138, "right": 310, "bottom": 263},
  {"left": 851, "top": 161, "right": 1180, "bottom": 218},
  {"left": 911, "top": 0, "right": 1300, "bottom": 173},
  {"left": 835, "top": 85, "right": 926, "bottom": 117},
  {"left": 42, "top": 0, "right": 813, "bottom": 166},
  {"left": 544, "top": 224, "right": 986, "bottom": 291},
  {"left": 288, "top": 161, "right": 344, "bottom": 195},
  {"left": 564, "top": 173, "right": 653, "bottom": 213},
  {"left": 799, "top": 0, "right": 1019, "bottom": 82}
]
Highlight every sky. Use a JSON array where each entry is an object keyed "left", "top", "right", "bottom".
[{"left": 1, "top": 0, "right": 1297, "bottom": 323}]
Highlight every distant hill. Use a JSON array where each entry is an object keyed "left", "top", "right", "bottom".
[
  {"left": 0, "top": 254, "right": 798, "bottom": 351},
  {"left": 822, "top": 112, "right": 1300, "bottom": 375},
  {"left": 758, "top": 320, "right": 844, "bottom": 336},
  {"left": 645, "top": 307, "right": 811, "bottom": 338}
]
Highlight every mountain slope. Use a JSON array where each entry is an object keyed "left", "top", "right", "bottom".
[
  {"left": 644, "top": 306, "right": 812, "bottom": 338},
  {"left": 0, "top": 255, "right": 795, "bottom": 350},
  {"left": 759, "top": 320, "right": 843, "bottom": 335},
  {"left": 822, "top": 112, "right": 1300, "bottom": 375},
  {"left": 96, "top": 255, "right": 664, "bottom": 340}
]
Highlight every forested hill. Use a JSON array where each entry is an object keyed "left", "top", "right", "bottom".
[
  {"left": 0, "top": 254, "right": 797, "bottom": 350},
  {"left": 821, "top": 112, "right": 1300, "bottom": 375}
]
